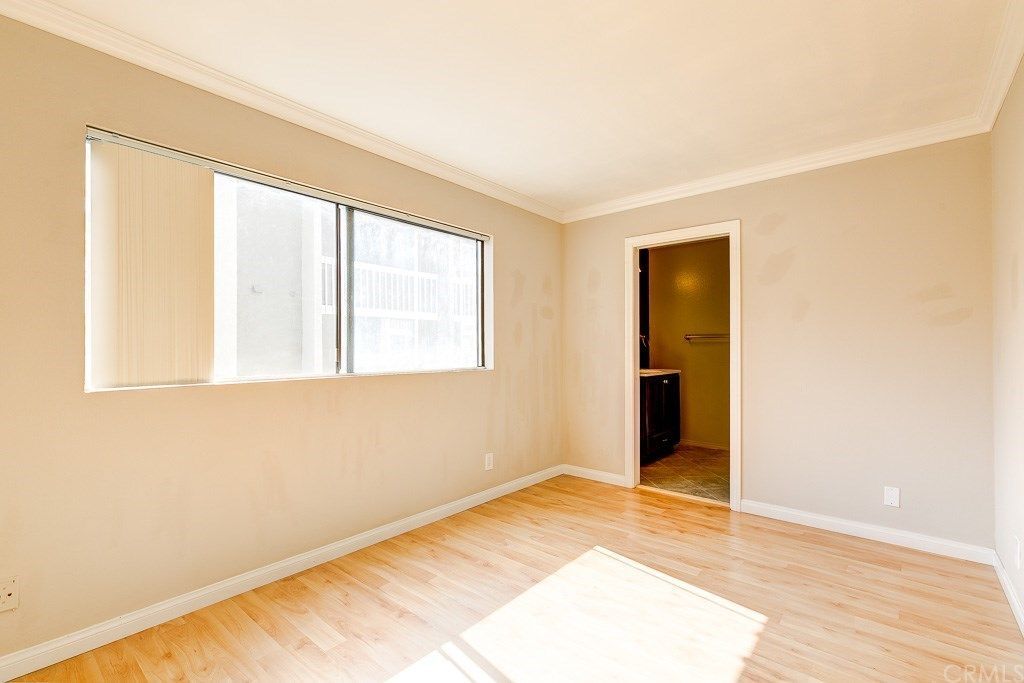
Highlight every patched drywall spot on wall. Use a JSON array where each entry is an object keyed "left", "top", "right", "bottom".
[
  {"left": 915, "top": 282, "right": 974, "bottom": 327},
  {"left": 1012, "top": 253, "right": 1020, "bottom": 311},
  {"left": 541, "top": 306, "right": 554, "bottom": 320},
  {"left": 542, "top": 276, "right": 553, "bottom": 296},
  {"left": 929, "top": 306, "right": 974, "bottom": 326},
  {"left": 758, "top": 247, "right": 796, "bottom": 285},
  {"left": 913, "top": 282, "right": 954, "bottom": 303},
  {"left": 511, "top": 270, "right": 525, "bottom": 307},
  {"left": 587, "top": 269, "right": 601, "bottom": 292},
  {"left": 756, "top": 212, "right": 785, "bottom": 234},
  {"left": 792, "top": 297, "right": 810, "bottom": 321}
]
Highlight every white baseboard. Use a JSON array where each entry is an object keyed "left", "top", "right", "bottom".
[
  {"left": 0, "top": 465, "right": 565, "bottom": 682},
  {"left": 5, "top": 471, "right": 1015, "bottom": 680},
  {"left": 739, "top": 499, "right": 994, "bottom": 565},
  {"left": 559, "top": 464, "right": 630, "bottom": 487},
  {"left": 993, "top": 552, "right": 1024, "bottom": 637}
]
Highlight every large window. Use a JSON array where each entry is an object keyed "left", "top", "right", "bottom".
[
  {"left": 352, "top": 211, "right": 482, "bottom": 373},
  {"left": 86, "top": 130, "right": 488, "bottom": 390}
]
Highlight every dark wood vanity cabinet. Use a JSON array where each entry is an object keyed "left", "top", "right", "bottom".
[{"left": 640, "top": 372, "right": 680, "bottom": 463}]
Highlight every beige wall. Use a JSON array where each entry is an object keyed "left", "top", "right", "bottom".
[
  {"left": 992, "top": 59, "right": 1024, "bottom": 608},
  {"left": 0, "top": 11, "right": 1013, "bottom": 662},
  {"left": 563, "top": 135, "right": 994, "bottom": 546},
  {"left": 648, "top": 239, "right": 730, "bottom": 448},
  {"left": 0, "top": 17, "right": 562, "bottom": 655}
]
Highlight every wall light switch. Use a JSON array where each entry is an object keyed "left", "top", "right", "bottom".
[
  {"left": 883, "top": 486, "right": 900, "bottom": 507},
  {"left": 0, "top": 577, "right": 18, "bottom": 613},
  {"left": 484, "top": 453, "right": 494, "bottom": 471}
]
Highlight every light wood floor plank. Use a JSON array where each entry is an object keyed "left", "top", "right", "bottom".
[{"left": 16, "top": 476, "right": 1024, "bottom": 681}]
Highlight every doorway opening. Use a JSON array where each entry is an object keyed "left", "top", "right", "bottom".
[{"left": 624, "top": 221, "right": 741, "bottom": 510}]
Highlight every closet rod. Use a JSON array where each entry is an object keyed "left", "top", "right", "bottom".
[{"left": 683, "top": 334, "right": 729, "bottom": 342}]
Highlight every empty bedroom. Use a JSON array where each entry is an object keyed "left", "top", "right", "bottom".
[{"left": 2, "top": 1, "right": 1024, "bottom": 680}]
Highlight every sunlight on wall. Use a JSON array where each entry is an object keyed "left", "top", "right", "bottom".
[
  {"left": 392, "top": 546, "right": 766, "bottom": 681},
  {"left": 673, "top": 270, "right": 702, "bottom": 295}
]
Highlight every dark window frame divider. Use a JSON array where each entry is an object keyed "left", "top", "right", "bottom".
[{"left": 344, "top": 206, "right": 356, "bottom": 374}]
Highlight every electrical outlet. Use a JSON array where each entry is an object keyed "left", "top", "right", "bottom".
[
  {"left": 883, "top": 486, "right": 900, "bottom": 507},
  {"left": 0, "top": 577, "right": 18, "bottom": 613},
  {"left": 484, "top": 452, "right": 494, "bottom": 471},
  {"left": 1015, "top": 535, "right": 1021, "bottom": 570}
]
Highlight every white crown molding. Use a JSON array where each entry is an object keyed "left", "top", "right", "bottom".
[
  {"left": 561, "top": 114, "right": 988, "bottom": 222},
  {"left": 1, "top": 0, "right": 1022, "bottom": 226},
  {"left": 0, "top": 0, "right": 564, "bottom": 222},
  {"left": 562, "top": 1, "right": 1024, "bottom": 223},
  {"left": 977, "top": 0, "right": 1024, "bottom": 129}
]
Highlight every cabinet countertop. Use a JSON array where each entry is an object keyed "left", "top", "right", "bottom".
[{"left": 639, "top": 369, "right": 681, "bottom": 377}]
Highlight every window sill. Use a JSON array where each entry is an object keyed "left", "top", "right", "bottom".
[{"left": 85, "top": 365, "right": 493, "bottom": 394}]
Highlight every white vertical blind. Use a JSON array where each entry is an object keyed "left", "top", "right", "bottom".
[{"left": 88, "top": 141, "right": 214, "bottom": 388}]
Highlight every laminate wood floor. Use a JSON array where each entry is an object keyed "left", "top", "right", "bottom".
[{"left": 18, "top": 476, "right": 1024, "bottom": 681}]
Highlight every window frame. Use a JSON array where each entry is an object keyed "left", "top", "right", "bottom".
[{"left": 84, "top": 128, "right": 493, "bottom": 391}]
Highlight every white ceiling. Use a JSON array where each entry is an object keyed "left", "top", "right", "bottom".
[{"left": 5, "top": 0, "right": 1024, "bottom": 221}]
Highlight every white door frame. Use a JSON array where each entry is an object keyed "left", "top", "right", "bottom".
[{"left": 624, "top": 219, "right": 742, "bottom": 510}]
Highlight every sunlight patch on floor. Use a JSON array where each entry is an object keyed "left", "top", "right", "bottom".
[{"left": 392, "top": 546, "right": 766, "bottom": 681}]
